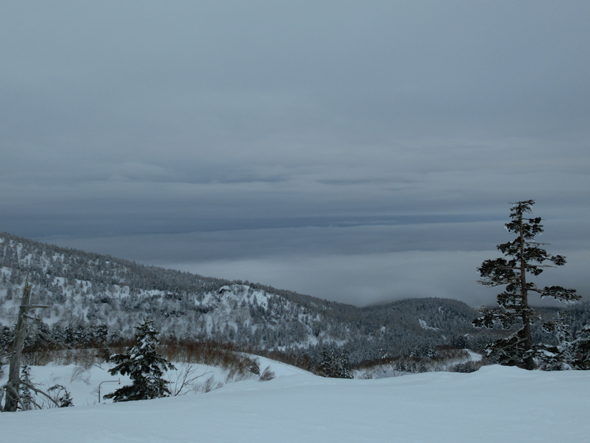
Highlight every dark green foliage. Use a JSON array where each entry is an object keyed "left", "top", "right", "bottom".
[
  {"left": 104, "top": 320, "right": 176, "bottom": 402},
  {"left": 473, "top": 200, "right": 580, "bottom": 369},
  {"left": 319, "top": 347, "right": 353, "bottom": 379}
]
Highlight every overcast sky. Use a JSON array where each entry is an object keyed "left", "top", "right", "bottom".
[{"left": 2, "top": 1, "right": 589, "bottom": 307}]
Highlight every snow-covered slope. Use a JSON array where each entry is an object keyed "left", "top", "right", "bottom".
[
  {"left": 0, "top": 356, "right": 303, "bottom": 408},
  {"left": 1, "top": 231, "right": 493, "bottom": 363},
  {"left": 1, "top": 364, "right": 588, "bottom": 443}
]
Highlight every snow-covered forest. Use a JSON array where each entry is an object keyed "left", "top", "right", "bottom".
[
  {"left": 0, "top": 231, "right": 515, "bottom": 365},
  {"left": 2, "top": 230, "right": 590, "bottom": 367}
]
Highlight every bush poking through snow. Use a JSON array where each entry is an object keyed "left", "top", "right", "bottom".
[
  {"left": 258, "top": 366, "right": 275, "bottom": 382},
  {"left": 47, "top": 384, "right": 73, "bottom": 408},
  {"left": 450, "top": 361, "right": 483, "bottom": 373},
  {"left": 167, "top": 364, "right": 212, "bottom": 396}
]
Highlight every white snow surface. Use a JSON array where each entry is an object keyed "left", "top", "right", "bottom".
[
  {"left": 418, "top": 318, "right": 439, "bottom": 331},
  {"left": 2, "top": 361, "right": 589, "bottom": 442}
]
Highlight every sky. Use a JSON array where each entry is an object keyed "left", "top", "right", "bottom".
[{"left": 1, "top": 1, "right": 589, "bottom": 307}]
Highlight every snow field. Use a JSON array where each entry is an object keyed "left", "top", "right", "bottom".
[
  {"left": 0, "top": 358, "right": 262, "bottom": 407},
  {"left": 1, "top": 361, "right": 589, "bottom": 443}
]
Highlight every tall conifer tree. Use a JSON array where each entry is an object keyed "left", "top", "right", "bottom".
[{"left": 473, "top": 200, "right": 580, "bottom": 369}]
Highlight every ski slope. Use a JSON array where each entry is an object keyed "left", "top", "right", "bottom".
[{"left": 2, "top": 361, "right": 589, "bottom": 443}]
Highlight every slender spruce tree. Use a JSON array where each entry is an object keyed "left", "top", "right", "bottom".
[{"left": 473, "top": 200, "right": 580, "bottom": 369}]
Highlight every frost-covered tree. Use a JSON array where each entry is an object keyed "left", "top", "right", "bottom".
[
  {"left": 537, "top": 311, "right": 590, "bottom": 370},
  {"left": 571, "top": 325, "right": 590, "bottom": 369},
  {"left": 0, "top": 327, "right": 10, "bottom": 378},
  {"left": 104, "top": 319, "right": 175, "bottom": 402},
  {"left": 319, "top": 347, "right": 353, "bottom": 379},
  {"left": 473, "top": 200, "right": 580, "bottom": 369}
]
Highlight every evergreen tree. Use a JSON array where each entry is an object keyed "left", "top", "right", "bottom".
[
  {"left": 536, "top": 311, "right": 576, "bottom": 370},
  {"left": 537, "top": 312, "right": 590, "bottom": 370},
  {"left": 473, "top": 200, "right": 580, "bottom": 369},
  {"left": 319, "top": 347, "right": 353, "bottom": 379},
  {"left": 571, "top": 325, "right": 590, "bottom": 369},
  {"left": 104, "top": 319, "right": 176, "bottom": 402}
]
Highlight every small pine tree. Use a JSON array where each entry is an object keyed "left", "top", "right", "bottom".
[
  {"left": 104, "top": 319, "right": 176, "bottom": 402},
  {"left": 473, "top": 200, "right": 580, "bottom": 369}
]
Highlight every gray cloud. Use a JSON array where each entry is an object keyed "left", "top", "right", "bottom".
[
  {"left": 43, "top": 219, "right": 589, "bottom": 307},
  {"left": 163, "top": 248, "right": 590, "bottom": 308},
  {"left": 1, "top": 1, "right": 589, "bottom": 306}
]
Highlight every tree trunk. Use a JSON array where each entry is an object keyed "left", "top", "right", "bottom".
[
  {"left": 518, "top": 212, "right": 536, "bottom": 370},
  {"left": 3, "top": 282, "right": 33, "bottom": 412}
]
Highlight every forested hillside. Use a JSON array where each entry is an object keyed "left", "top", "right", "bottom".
[{"left": 0, "top": 231, "right": 548, "bottom": 364}]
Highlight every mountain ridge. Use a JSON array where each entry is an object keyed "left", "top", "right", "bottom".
[{"left": 1, "top": 230, "right": 495, "bottom": 363}]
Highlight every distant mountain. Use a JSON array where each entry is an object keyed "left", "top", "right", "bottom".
[{"left": 1, "top": 231, "right": 497, "bottom": 363}]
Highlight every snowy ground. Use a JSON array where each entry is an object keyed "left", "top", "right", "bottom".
[
  {"left": 2, "top": 359, "right": 589, "bottom": 442},
  {"left": 0, "top": 356, "right": 275, "bottom": 407}
]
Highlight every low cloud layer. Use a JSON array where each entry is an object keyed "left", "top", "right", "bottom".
[
  {"left": 45, "top": 220, "right": 589, "bottom": 307},
  {"left": 169, "top": 249, "right": 590, "bottom": 308}
]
